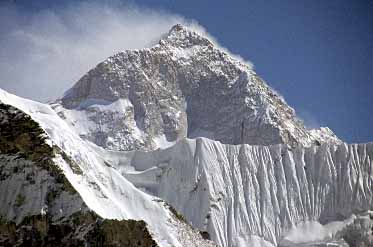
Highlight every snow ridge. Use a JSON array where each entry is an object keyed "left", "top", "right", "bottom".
[{"left": 0, "top": 88, "right": 215, "bottom": 247}]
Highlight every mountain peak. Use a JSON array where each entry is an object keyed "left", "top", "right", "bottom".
[
  {"left": 160, "top": 23, "right": 214, "bottom": 48},
  {"left": 169, "top": 23, "right": 187, "bottom": 32},
  {"left": 59, "top": 25, "right": 341, "bottom": 150}
]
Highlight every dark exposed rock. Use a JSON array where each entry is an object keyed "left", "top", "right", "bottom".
[
  {"left": 0, "top": 212, "right": 158, "bottom": 247},
  {"left": 0, "top": 102, "right": 158, "bottom": 247},
  {"left": 199, "top": 231, "right": 210, "bottom": 240},
  {"left": 340, "top": 216, "right": 373, "bottom": 247}
]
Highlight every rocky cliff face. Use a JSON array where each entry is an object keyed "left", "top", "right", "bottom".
[
  {"left": 55, "top": 24, "right": 340, "bottom": 152},
  {"left": 0, "top": 102, "right": 159, "bottom": 247}
]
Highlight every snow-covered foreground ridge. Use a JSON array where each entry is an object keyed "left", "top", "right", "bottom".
[{"left": 0, "top": 88, "right": 215, "bottom": 247}]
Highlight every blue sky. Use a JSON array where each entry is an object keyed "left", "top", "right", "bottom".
[{"left": 1, "top": 0, "right": 373, "bottom": 143}]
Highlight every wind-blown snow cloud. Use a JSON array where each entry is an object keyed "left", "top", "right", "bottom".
[
  {"left": 297, "top": 109, "right": 321, "bottom": 129},
  {"left": 0, "top": 1, "right": 191, "bottom": 102},
  {"left": 0, "top": 1, "right": 254, "bottom": 102}
]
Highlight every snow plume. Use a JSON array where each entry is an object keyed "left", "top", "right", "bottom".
[
  {"left": 183, "top": 23, "right": 254, "bottom": 69},
  {"left": 0, "top": 2, "right": 255, "bottom": 103},
  {"left": 297, "top": 108, "right": 322, "bottom": 129},
  {"left": 0, "top": 1, "right": 193, "bottom": 102}
]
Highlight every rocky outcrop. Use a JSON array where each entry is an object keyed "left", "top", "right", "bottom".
[
  {"left": 339, "top": 213, "right": 373, "bottom": 247},
  {"left": 0, "top": 212, "right": 157, "bottom": 247},
  {"left": 0, "top": 102, "right": 158, "bottom": 246}
]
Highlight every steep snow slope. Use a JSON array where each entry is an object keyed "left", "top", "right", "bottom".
[
  {"left": 0, "top": 88, "right": 215, "bottom": 247},
  {"left": 54, "top": 24, "right": 340, "bottom": 151},
  {"left": 0, "top": 102, "right": 86, "bottom": 224},
  {"left": 110, "top": 137, "right": 373, "bottom": 247},
  {"left": 0, "top": 103, "right": 161, "bottom": 246}
]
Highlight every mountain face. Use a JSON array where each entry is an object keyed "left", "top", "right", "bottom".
[
  {"left": 55, "top": 24, "right": 340, "bottom": 152},
  {"left": 0, "top": 24, "right": 372, "bottom": 247}
]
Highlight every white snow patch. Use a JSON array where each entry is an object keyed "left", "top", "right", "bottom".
[
  {"left": 154, "top": 134, "right": 176, "bottom": 149},
  {"left": 280, "top": 217, "right": 355, "bottom": 245}
]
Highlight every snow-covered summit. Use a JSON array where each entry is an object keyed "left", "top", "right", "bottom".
[
  {"left": 57, "top": 24, "right": 341, "bottom": 151},
  {"left": 54, "top": 25, "right": 339, "bottom": 150},
  {"left": 161, "top": 24, "right": 215, "bottom": 48}
]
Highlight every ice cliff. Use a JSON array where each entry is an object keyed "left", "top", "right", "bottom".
[{"left": 125, "top": 138, "right": 373, "bottom": 246}]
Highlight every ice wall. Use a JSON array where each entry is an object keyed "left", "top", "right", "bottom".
[{"left": 129, "top": 138, "right": 373, "bottom": 246}]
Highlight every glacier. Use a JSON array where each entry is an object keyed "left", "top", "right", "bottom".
[{"left": 124, "top": 137, "right": 373, "bottom": 246}]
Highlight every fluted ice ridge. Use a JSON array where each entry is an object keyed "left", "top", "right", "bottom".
[{"left": 127, "top": 138, "right": 373, "bottom": 246}]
